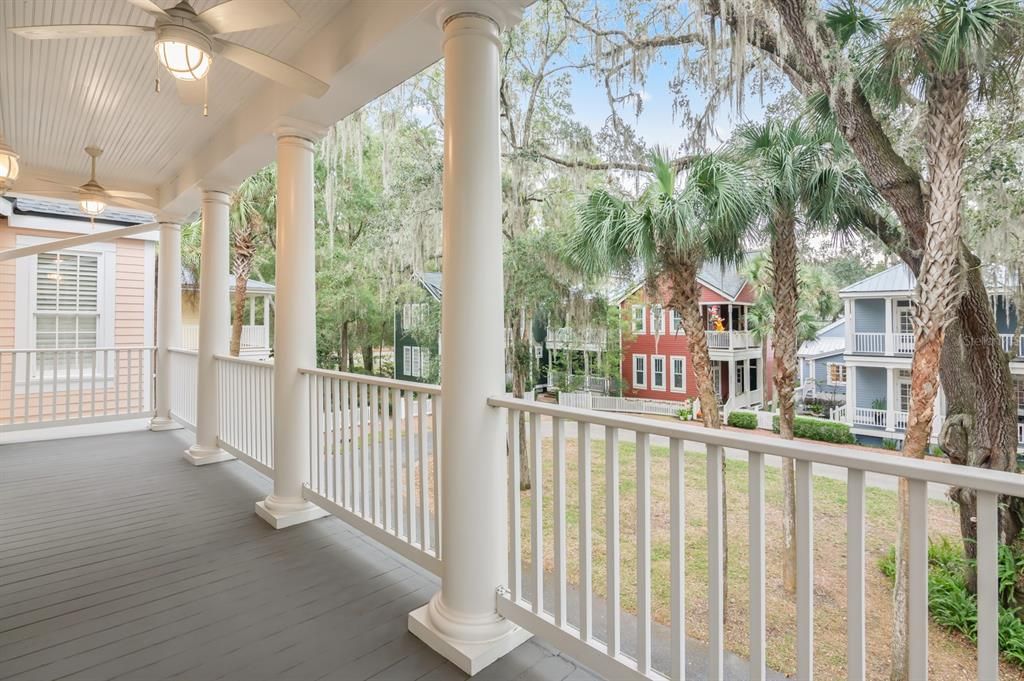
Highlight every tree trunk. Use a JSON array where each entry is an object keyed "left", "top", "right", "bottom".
[
  {"left": 511, "top": 307, "right": 533, "bottom": 490},
  {"left": 667, "top": 255, "right": 728, "bottom": 611},
  {"left": 362, "top": 345, "right": 374, "bottom": 374},
  {"left": 771, "top": 216, "right": 799, "bottom": 594},
  {"left": 230, "top": 274, "right": 248, "bottom": 357},
  {"left": 892, "top": 72, "right": 970, "bottom": 681},
  {"left": 340, "top": 321, "right": 350, "bottom": 371}
]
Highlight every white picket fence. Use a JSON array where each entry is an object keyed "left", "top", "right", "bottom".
[{"left": 558, "top": 391, "right": 683, "bottom": 417}]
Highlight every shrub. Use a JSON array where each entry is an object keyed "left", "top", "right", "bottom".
[
  {"left": 727, "top": 410, "right": 758, "bottom": 429},
  {"left": 882, "top": 438, "right": 899, "bottom": 450},
  {"left": 879, "top": 537, "right": 1024, "bottom": 668},
  {"left": 772, "top": 415, "right": 856, "bottom": 444}
]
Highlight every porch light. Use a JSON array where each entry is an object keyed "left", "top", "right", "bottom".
[
  {"left": 154, "top": 27, "right": 212, "bottom": 82},
  {"left": 79, "top": 196, "right": 106, "bottom": 217},
  {"left": 0, "top": 135, "right": 20, "bottom": 191}
]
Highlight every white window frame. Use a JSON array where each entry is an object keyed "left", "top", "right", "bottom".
[
  {"left": 631, "top": 304, "right": 646, "bottom": 334},
  {"left": 651, "top": 354, "right": 666, "bottom": 391},
  {"left": 14, "top": 239, "right": 117, "bottom": 385},
  {"left": 410, "top": 346, "right": 422, "bottom": 378},
  {"left": 896, "top": 299, "right": 913, "bottom": 334},
  {"left": 897, "top": 369, "right": 912, "bottom": 412},
  {"left": 632, "top": 354, "right": 647, "bottom": 389},
  {"left": 826, "top": 362, "right": 847, "bottom": 386},
  {"left": 650, "top": 304, "right": 665, "bottom": 335},
  {"left": 403, "top": 346, "right": 413, "bottom": 375},
  {"left": 670, "top": 355, "right": 686, "bottom": 393},
  {"left": 670, "top": 309, "right": 685, "bottom": 334}
]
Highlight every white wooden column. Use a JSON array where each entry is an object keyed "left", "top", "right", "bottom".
[
  {"left": 262, "top": 295, "right": 271, "bottom": 349},
  {"left": 845, "top": 300, "right": 854, "bottom": 351},
  {"left": 884, "top": 297, "right": 894, "bottom": 356},
  {"left": 847, "top": 366, "right": 858, "bottom": 426},
  {"left": 255, "top": 121, "right": 329, "bottom": 530},
  {"left": 150, "top": 221, "right": 183, "bottom": 431},
  {"left": 885, "top": 366, "right": 896, "bottom": 432},
  {"left": 408, "top": 6, "right": 530, "bottom": 675},
  {"left": 184, "top": 189, "right": 235, "bottom": 465}
]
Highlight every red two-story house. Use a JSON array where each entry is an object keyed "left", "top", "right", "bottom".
[{"left": 615, "top": 260, "right": 770, "bottom": 413}]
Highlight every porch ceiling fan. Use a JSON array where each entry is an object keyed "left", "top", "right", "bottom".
[
  {"left": 33, "top": 147, "right": 155, "bottom": 217},
  {"left": 9, "top": 0, "right": 329, "bottom": 108}
]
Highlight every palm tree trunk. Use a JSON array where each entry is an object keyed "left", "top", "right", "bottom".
[
  {"left": 771, "top": 216, "right": 800, "bottom": 595},
  {"left": 230, "top": 274, "right": 248, "bottom": 357},
  {"left": 667, "top": 256, "right": 728, "bottom": 611},
  {"left": 891, "top": 72, "right": 969, "bottom": 681}
]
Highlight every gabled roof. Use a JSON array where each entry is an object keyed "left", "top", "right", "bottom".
[
  {"left": 798, "top": 318, "right": 846, "bottom": 358},
  {"left": 180, "top": 269, "right": 275, "bottom": 294},
  {"left": 839, "top": 264, "right": 914, "bottom": 296},
  {"left": 11, "top": 196, "right": 155, "bottom": 226},
  {"left": 415, "top": 272, "right": 443, "bottom": 301},
  {"left": 612, "top": 258, "right": 751, "bottom": 305}
]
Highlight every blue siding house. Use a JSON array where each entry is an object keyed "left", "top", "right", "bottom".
[{"left": 797, "top": 318, "right": 847, "bottom": 403}]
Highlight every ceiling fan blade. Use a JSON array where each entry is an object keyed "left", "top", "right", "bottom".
[
  {"left": 198, "top": 0, "right": 298, "bottom": 35},
  {"left": 106, "top": 196, "right": 157, "bottom": 213},
  {"left": 106, "top": 189, "right": 155, "bottom": 201},
  {"left": 125, "top": 0, "right": 169, "bottom": 19},
  {"left": 215, "top": 40, "right": 328, "bottom": 98},
  {"left": 174, "top": 78, "right": 206, "bottom": 106},
  {"left": 32, "top": 177, "right": 80, "bottom": 191},
  {"left": 9, "top": 24, "right": 152, "bottom": 40}
]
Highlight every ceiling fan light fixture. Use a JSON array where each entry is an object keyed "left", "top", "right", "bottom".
[
  {"left": 79, "top": 195, "right": 106, "bottom": 217},
  {"left": 154, "top": 25, "right": 212, "bottom": 82},
  {"left": 0, "top": 137, "right": 20, "bottom": 191}
]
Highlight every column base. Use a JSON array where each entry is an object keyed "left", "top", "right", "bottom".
[
  {"left": 408, "top": 595, "right": 532, "bottom": 676},
  {"left": 183, "top": 445, "right": 235, "bottom": 466},
  {"left": 255, "top": 498, "right": 329, "bottom": 530},
  {"left": 149, "top": 416, "right": 183, "bottom": 432}
]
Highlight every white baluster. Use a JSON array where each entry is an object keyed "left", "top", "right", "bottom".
[
  {"left": 749, "top": 450, "right": 766, "bottom": 681},
  {"left": 847, "top": 469, "right": 866, "bottom": 681}
]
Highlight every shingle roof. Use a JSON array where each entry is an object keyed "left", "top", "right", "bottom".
[
  {"left": 698, "top": 259, "right": 747, "bottom": 299},
  {"left": 415, "top": 272, "right": 443, "bottom": 301},
  {"left": 839, "top": 263, "right": 915, "bottom": 295},
  {"left": 12, "top": 196, "right": 155, "bottom": 226}
]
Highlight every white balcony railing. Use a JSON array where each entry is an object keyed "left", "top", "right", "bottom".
[
  {"left": 299, "top": 368, "right": 442, "bottom": 576},
  {"left": 216, "top": 354, "right": 275, "bottom": 475},
  {"left": 853, "top": 332, "right": 885, "bottom": 354},
  {"left": 704, "top": 330, "right": 758, "bottom": 350},
  {"left": 894, "top": 333, "right": 914, "bottom": 355},
  {"left": 0, "top": 346, "right": 154, "bottom": 430},
  {"left": 1018, "top": 422, "right": 1024, "bottom": 445},
  {"left": 488, "top": 395, "right": 1022, "bottom": 681},
  {"left": 853, "top": 407, "right": 887, "bottom": 428},
  {"left": 999, "top": 334, "right": 1024, "bottom": 358},
  {"left": 182, "top": 324, "right": 271, "bottom": 353},
  {"left": 168, "top": 348, "right": 198, "bottom": 430}
]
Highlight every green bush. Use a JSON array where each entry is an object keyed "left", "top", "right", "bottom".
[
  {"left": 882, "top": 438, "right": 899, "bottom": 451},
  {"left": 879, "top": 537, "right": 1024, "bottom": 667},
  {"left": 772, "top": 415, "right": 856, "bottom": 444},
  {"left": 727, "top": 410, "right": 758, "bottom": 429}
]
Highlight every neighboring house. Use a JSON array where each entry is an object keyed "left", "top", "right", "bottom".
[
  {"left": 831, "top": 263, "right": 1024, "bottom": 448},
  {"left": 797, "top": 318, "right": 847, "bottom": 402},
  {"left": 0, "top": 196, "right": 158, "bottom": 422},
  {"left": 615, "top": 260, "right": 768, "bottom": 414},
  {"left": 394, "top": 272, "right": 440, "bottom": 383},
  {"left": 180, "top": 270, "right": 274, "bottom": 358}
]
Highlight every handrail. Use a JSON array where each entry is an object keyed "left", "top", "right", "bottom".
[
  {"left": 168, "top": 347, "right": 198, "bottom": 355},
  {"left": 299, "top": 367, "right": 441, "bottom": 396},
  {"left": 487, "top": 394, "right": 1024, "bottom": 497},
  {"left": 213, "top": 353, "right": 273, "bottom": 367}
]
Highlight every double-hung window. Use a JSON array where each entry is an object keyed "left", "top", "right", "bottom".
[
  {"left": 34, "top": 252, "right": 100, "bottom": 373},
  {"left": 826, "top": 362, "right": 847, "bottom": 386},
  {"left": 650, "top": 304, "right": 664, "bottom": 335},
  {"left": 632, "top": 354, "right": 647, "bottom": 389},
  {"left": 651, "top": 355, "right": 666, "bottom": 390},
  {"left": 631, "top": 305, "right": 646, "bottom": 334},
  {"left": 670, "top": 356, "right": 686, "bottom": 392},
  {"left": 670, "top": 309, "right": 684, "bottom": 334}
]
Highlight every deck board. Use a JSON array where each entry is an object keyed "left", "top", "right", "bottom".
[{"left": 0, "top": 429, "right": 599, "bottom": 681}]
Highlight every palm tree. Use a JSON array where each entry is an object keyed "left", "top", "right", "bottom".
[
  {"left": 731, "top": 118, "right": 876, "bottom": 593},
  {"left": 566, "top": 151, "right": 757, "bottom": 428},
  {"left": 828, "top": 2, "right": 1024, "bottom": 675},
  {"left": 228, "top": 167, "right": 276, "bottom": 357}
]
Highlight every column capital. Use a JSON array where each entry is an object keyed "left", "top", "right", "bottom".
[
  {"left": 275, "top": 117, "right": 328, "bottom": 143},
  {"left": 199, "top": 186, "right": 234, "bottom": 203},
  {"left": 157, "top": 221, "right": 182, "bottom": 232},
  {"left": 435, "top": 1, "right": 524, "bottom": 32}
]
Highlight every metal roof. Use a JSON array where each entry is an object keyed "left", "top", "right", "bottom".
[
  {"left": 839, "top": 264, "right": 915, "bottom": 295},
  {"left": 612, "top": 256, "right": 752, "bottom": 304},
  {"left": 415, "top": 272, "right": 443, "bottom": 301},
  {"left": 11, "top": 196, "right": 155, "bottom": 226},
  {"left": 798, "top": 336, "right": 846, "bottom": 359},
  {"left": 181, "top": 268, "right": 275, "bottom": 294}
]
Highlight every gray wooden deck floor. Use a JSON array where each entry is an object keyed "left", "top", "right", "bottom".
[{"left": 0, "top": 429, "right": 599, "bottom": 681}]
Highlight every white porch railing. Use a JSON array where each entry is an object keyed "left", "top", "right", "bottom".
[
  {"left": 853, "top": 332, "right": 885, "bottom": 354},
  {"left": 999, "top": 334, "right": 1024, "bottom": 358},
  {"left": 853, "top": 407, "right": 887, "bottom": 428},
  {"left": 559, "top": 391, "right": 683, "bottom": 417},
  {"left": 0, "top": 347, "right": 154, "bottom": 430},
  {"left": 489, "top": 394, "right": 1021, "bottom": 681},
  {"left": 299, "top": 369, "right": 442, "bottom": 576},
  {"left": 894, "top": 333, "right": 914, "bottom": 355},
  {"left": 182, "top": 324, "right": 271, "bottom": 353},
  {"left": 216, "top": 354, "right": 274, "bottom": 475},
  {"left": 829, "top": 404, "right": 847, "bottom": 423},
  {"left": 895, "top": 411, "right": 909, "bottom": 431},
  {"left": 168, "top": 348, "right": 198, "bottom": 430},
  {"left": 1018, "top": 422, "right": 1024, "bottom": 446}
]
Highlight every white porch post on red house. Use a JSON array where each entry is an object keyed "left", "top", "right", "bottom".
[
  {"left": 184, "top": 189, "right": 235, "bottom": 465},
  {"left": 150, "top": 221, "right": 183, "bottom": 431},
  {"left": 408, "top": 7, "right": 530, "bottom": 674},
  {"left": 255, "top": 121, "right": 329, "bottom": 529}
]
